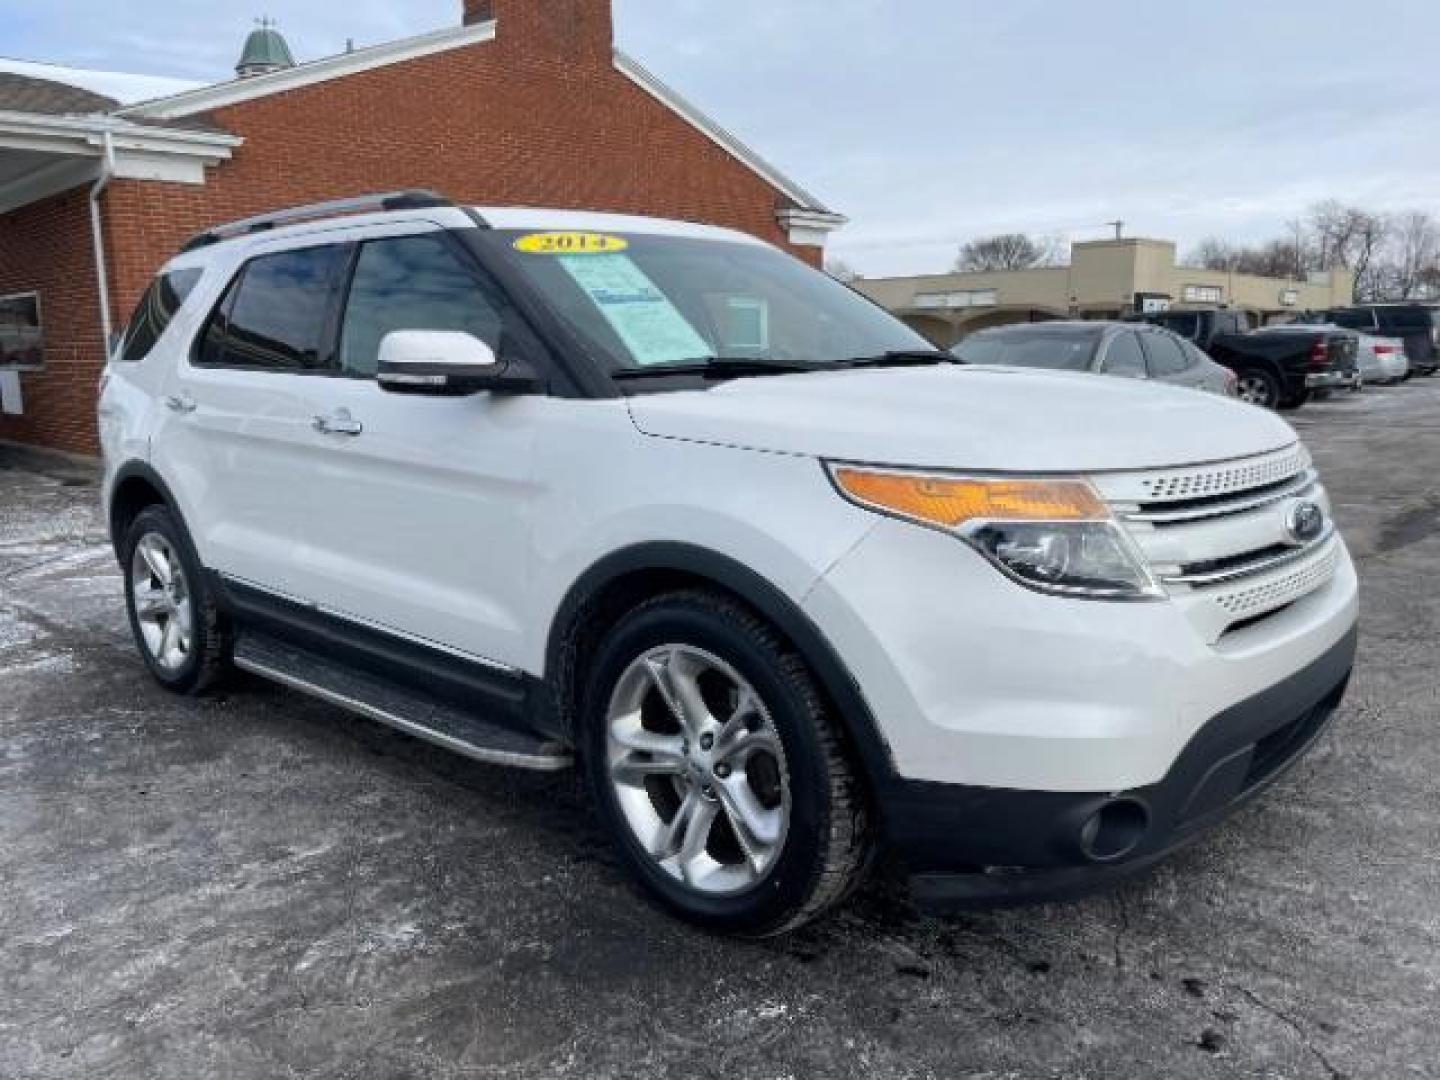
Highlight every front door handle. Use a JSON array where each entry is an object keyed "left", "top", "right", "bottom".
[
  {"left": 164, "top": 393, "right": 197, "bottom": 414},
  {"left": 313, "top": 409, "right": 364, "bottom": 437}
]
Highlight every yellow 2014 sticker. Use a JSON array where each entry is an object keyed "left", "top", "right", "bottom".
[{"left": 513, "top": 232, "right": 630, "bottom": 255}]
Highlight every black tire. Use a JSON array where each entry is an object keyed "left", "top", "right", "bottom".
[
  {"left": 122, "top": 505, "right": 233, "bottom": 695},
  {"left": 1235, "top": 367, "right": 1282, "bottom": 410},
  {"left": 580, "top": 589, "right": 872, "bottom": 936}
]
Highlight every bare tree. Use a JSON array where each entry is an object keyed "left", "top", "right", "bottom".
[
  {"left": 1183, "top": 201, "right": 1440, "bottom": 302},
  {"left": 1384, "top": 211, "right": 1440, "bottom": 299},
  {"left": 955, "top": 233, "right": 1061, "bottom": 272},
  {"left": 1230, "top": 239, "right": 1306, "bottom": 280},
  {"left": 1188, "top": 237, "right": 1242, "bottom": 272},
  {"left": 1187, "top": 236, "right": 1304, "bottom": 279},
  {"left": 1307, "top": 201, "right": 1390, "bottom": 300},
  {"left": 824, "top": 257, "right": 859, "bottom": 283}
]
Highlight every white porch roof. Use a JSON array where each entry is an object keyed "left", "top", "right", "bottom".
[{"left": 0, "top": 111, "right": 240, "bottom": 215}]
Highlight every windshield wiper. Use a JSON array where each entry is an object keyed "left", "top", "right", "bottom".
[
  {"left": 611, "top": 357, "right": 819, "bottom": 381},
  {"left": 837, "top": 349, "right": 958, "bottom": 369},
  {"left": 611, "top": 350, "right": 955, "bottom": 383}
]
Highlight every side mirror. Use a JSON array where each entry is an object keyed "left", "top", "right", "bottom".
[{"left": 377, "top": 331, "right": 541, "bottom": 396}]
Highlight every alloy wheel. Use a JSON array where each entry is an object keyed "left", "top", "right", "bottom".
[
  {"left": 1235, "top": 374, "right": 1274, "bottom": 407},
  {"left": 130, "top": 533, "right": 195, "bottom": 675},
  {"left": 605, "top": 644, "right": 791, "bottom": 895}
]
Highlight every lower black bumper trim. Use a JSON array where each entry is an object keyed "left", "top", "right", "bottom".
[{"left": 884, "top": 623, "right": 1358, "bottom": 910}]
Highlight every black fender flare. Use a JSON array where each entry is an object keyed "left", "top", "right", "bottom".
[
  {"left": 107, "top": 460, "right": 183, "bottom": 556},
  {"left": 544, "top": 541, "right": 900, "bottom": 793}
]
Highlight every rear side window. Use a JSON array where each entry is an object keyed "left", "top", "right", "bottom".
[
  {"left": 1330, "top": 308, "right": 1376, "bottom": 331},
  {"left": 339, "top": 235, "right": 503, "bottom": 377},
  {"left": 1143, "top": 332, "right": 1191, "bottom": 376},
  {"left": 1101, "top": 332, "right": 1146, "bottom": 378},
  {"left": 1159, "top": 312, "right": 1201, "bottom": 341},
  {"left": 952, "top": 329, "right": 1098, "bottom": 371},
  {"left": 198, "top": 245, "right": 348, "bottom": 371},
  {"left": 118, "top": 269, "right": 202, "bottom": 363},
  {"left": 1380, "top": 307, "right": 1437, "bottom": 331}
]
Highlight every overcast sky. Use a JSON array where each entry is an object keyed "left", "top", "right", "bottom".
[{"left": 5, "top": 0, "right": 1439, "bottom": 276}]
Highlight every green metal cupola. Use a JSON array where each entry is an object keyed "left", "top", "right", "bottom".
[{"left": 236, "top": 18, "right": 296, "bottom": 79}]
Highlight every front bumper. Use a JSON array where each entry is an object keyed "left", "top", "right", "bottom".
[{"left": 891, "top": 624, "right": 1355, "bottom": 908}]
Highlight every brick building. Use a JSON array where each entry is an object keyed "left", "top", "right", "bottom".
[{"left": 0, "top": 0, "right": 844, "bottom": 456}]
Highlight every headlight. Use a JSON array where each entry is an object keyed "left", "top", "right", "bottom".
[{"left": 828, "top": 465, "right": 1163, "bottom": 601}]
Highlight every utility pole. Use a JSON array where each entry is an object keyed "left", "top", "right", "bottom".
[{"left": 1105, "top": 220, "right": 1124, "bottom": 241}]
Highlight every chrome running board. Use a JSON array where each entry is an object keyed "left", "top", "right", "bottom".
[{"left": 233, "top": 631, "right": 571, "bottom": 773}]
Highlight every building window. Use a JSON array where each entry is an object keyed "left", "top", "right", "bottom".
[
  {"left": 0, "top": 292, "right": 43, "bottom": 370},
  {"left": 914, "top": 289, "right": 999, "bottom": 310},
  {"left": 1181, "top": 284, "right": 1224, "bottom": 304}
]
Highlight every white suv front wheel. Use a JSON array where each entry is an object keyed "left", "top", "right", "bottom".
[
  {"left": 582, "top": 590, "right": 872, "bottom": 936},
  {"left": 122, "top": 506, "right": 232, "bottom": 695}
]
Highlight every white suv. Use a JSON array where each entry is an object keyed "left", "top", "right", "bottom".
[{"left": 100, "top": 192, "right": 1359, "bottom": 934}]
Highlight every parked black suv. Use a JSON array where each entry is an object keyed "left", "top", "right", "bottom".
[{"left": 1322, "top": 305, "right": 1440, "bottom": 377}]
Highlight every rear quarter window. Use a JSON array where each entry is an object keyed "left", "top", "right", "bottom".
[{"left": 117, "top": 268, "right": 203, "bottom": 363}]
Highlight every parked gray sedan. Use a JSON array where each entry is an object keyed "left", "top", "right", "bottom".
[{"left": 951, "top": 321, "right": 1237, "bottom": 396}]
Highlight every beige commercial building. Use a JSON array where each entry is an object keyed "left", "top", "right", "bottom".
[{"left": 855, "top": 238, "right": 1356, "bottom": 346}]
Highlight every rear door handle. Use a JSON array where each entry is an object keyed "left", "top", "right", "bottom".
[
  {"left": 164, "top": 393, "right": 197, "bottom": 414},
  {"left": 313, "top": 409, "right": 364, "bottom": 437}
]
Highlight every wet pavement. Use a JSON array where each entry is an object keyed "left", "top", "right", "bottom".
[{"left": 2, "top": 382, "right": 1438, "bottom": 1079}]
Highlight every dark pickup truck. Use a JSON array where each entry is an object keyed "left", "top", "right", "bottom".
[{"left": 1135, "top": 308, "right": 1359, "bottom": 410}]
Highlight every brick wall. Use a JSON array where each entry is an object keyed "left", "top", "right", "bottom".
[
  {"left": 0, "top": 188, "right": 107, "bottom": 455},
  {"left": 5, "top": 2, "right": 825, "bottom": 454}
]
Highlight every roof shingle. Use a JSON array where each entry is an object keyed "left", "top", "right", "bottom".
[{"left": 0, "top": 72, "right": 118, "bottom": 115}]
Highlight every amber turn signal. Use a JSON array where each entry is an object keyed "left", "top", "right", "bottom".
[{"left": 831, "top": 468, "right": 1108, "bottom": 529}]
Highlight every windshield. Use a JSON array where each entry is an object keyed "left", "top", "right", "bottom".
[
  {"left": 482, "top": 229, "right": 933, "bottom": 373},
  {"left": 953, "top": 328, "right": 1100, "bottom": 371}
]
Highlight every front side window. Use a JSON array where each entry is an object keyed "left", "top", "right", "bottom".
[
  {"left": 1101, "top": 332, "right": 1146, "bottom": 378},
  {"left": 198, "top": 245, "right": 348, "bottom": 371},
  {"left": 484, "top": 230, "right": 932, "bottom": 373},
  {"left": 339, "top": 235, "right": 503, "bottom": 377},
  {"left": 119, "top": 269, "right": 202, "bottom": 364},
  {"left": 1143, "top": 332, "right": 1191, "bottom": 377}
]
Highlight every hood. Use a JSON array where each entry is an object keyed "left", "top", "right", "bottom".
[{"left": 627, "top": 366, "right": 1298, "bottom": 473}]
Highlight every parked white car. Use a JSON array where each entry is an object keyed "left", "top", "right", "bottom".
[
  {"left": 99, "top": 193, "right": 1359, "bottom": 933},
  {"left": 1261, "top": 321, "right": 1409, "bottom": 385}
]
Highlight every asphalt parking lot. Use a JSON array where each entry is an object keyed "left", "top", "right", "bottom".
[{"left": 2, "top": 384, "right": 1438, "bottom": 1080}]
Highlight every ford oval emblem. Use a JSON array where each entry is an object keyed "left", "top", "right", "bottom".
[{"left": 1283, "top": 500, "right": 1326, "bottom": 546}]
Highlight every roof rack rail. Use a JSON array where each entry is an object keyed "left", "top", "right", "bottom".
[{"left": 179, "top": 190, "right": 454, "bottom": 253}]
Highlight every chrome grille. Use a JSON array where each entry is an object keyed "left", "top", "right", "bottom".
[
  {"left": 1097, "top": 444, "right": 1340, "bottom": 636},
  {"left": 1212, "top": 540, "right": 1341, "bottom": 619},
  {"left": 1129, "top": 444, "right": 1310, "bottom": 503}
]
